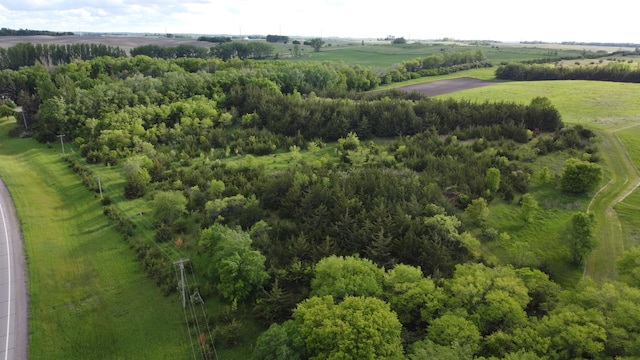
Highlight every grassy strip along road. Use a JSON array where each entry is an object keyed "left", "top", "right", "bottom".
[{"left": 0, "top": 118, "right": 190, "bottom": 359}]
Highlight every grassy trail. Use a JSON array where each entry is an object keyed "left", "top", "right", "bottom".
[{"left": 584, "top": 129, "right": 640, "bottom": 281}]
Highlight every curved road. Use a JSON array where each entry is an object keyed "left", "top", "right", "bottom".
[{"left": 0, "top": 178, "right": 27, "bottom": 359}]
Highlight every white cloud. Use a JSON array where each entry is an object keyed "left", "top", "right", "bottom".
[{"left": 3, "top": 0, "right": 639, "bottom": 42}]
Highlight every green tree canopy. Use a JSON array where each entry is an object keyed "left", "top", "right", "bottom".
[
  {"left": 560, "top": 158, "right": 603, "bottom": 193},
  {"left": 567, "top": 211, "right": 597, "bottom": 265},
  {"left": 426, "top": 313, "right": 481, "bottom": 353},
  {"left": 253, "top": 321, "right": 303, "bottom": 360},
  {"left": 311, "top": 255, "right": 384, "bottom": 301},
  {"left": 383, "top": 264, "right": 444, "bottom": 326},
  {"left": 152, "top": 190, "right": 187, "bottom": 225},
  {"left": 199, "top": 224, "right": 268, "bottom": 304},
  {"left": 122, "top": 156, "right": 151, "bottom": 199},
  {"left": 445, "top": 264, "right": 530, "bottom": 335},
  {"left": 485, "top": 167, "right": 501, "bottom": 194},
  {"left": 520, "top": 193, "right": 539, "bottom": 224},
  {"left": 308, "top": 38, "right": 325, "bottom": 52},
  {"left": 538, "top": 305, "right": 607, "bottom": 359},
  {"left": 617, "top": 247, "right": 640, "bottom": 287},
  {"left": 465, "top": 197, "right": 489, "bottom": 225},
  {"left": 293, "top": 295, "right": 404, "bottom": 359}
]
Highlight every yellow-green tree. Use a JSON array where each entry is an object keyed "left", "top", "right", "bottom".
[{"left": 293, "top": 295, "right": 404, "bottom": 359}]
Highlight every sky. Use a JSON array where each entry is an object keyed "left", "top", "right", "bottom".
[{"left": 1, "top": 0, "right": 638, "bottom": 43}]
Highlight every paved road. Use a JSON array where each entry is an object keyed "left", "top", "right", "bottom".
[{"left": 0, "top": 179, "right": 27, "bottom": 359}]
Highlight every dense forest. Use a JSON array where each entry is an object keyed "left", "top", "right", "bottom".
[
  {"left": 2, "top": 49, "right": 639, "bottom": 359},
  {"left": 0, "top": 43, "right": 128, "bottom": 70},
  {"left": 0, "top": 27, "right": 74, "bottom": 36}
]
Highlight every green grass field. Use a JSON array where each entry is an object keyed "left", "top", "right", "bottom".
[
  {"left": 272, "top": 41, "right": 593, "bottom": 68},
  {"left": 437, "top": 80, "right": 640, "bottom": 128},
  {"left": 0, "top": 118, "right": 191, "bottom": 359},
  {"left": 614, "top": 125, "right": 640, "bottom": 249}
]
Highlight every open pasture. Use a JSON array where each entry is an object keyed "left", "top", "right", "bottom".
[{"left": 435, "top": 80, "right": 640, "bottom": 128}]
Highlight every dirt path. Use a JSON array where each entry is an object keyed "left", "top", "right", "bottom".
[{"left": 396, "top": 77, "right": 495, "bottom": 97}]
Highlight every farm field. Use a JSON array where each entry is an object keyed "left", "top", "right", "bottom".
[
  {"left": 0, "top": 118, "right": 191, "bottom": 359},
  {"left": 281, "top": 41, "right": 599, "bottom": 68},
  {"left": 0, "top": 34, "right": 613, "bottom": 68}
]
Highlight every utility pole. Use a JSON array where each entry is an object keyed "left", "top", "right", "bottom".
[
  {"left": 57, "top": 134, "right": 66, "bottom": 154},
  {"left": 13, "top": 108, "right": 27, "bottom": 129},
  {"left": 20, "top": 110, "right": 27, "bottom": 129},
  {"left": 97, "top": 175, "right": 103, "bottom": 200},
  {"left": 174, "top": 259, "right": 190, "bottom": 308}
]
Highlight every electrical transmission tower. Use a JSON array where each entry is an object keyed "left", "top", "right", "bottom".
[
  {"left": 174, "top": 258, "right": 189, "bottom": 308},
  {"left": 173, "top": 258, "right": 218, "bottom": 360}
]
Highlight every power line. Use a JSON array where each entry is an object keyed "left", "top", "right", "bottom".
[
  {"left": 188, "top": 267, "right": 218, "bottom": 360},
  {"left": 175, "top": 265, "right": 198, "bottom": 360},
  {"left": 64, "top": 153, "right": 217, "bottom": 359}
]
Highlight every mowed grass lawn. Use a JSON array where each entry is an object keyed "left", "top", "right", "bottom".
[
  {"left": 0, "top": 119, "right": 190, "bottom": 359},
  {"left": 614, "top": 124, "right": 640, "bottom": 249}
]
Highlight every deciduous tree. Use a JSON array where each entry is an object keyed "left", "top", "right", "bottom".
[
  {"left": 199, "top": 224, "right": 268, "bottom": 304},
  {"left": 465, "top": 197, "right": 489, "bottom": 225},
  {"left": 383, "top": 264, "right": 444, "bottom": 326},
  {"left": 311, "top": 255, "right": 384, "bottom": 301},
  {"left": 567, "top": 211, "right": 597, "bottom": 265},
  {"left": 293, "top": 295, "right": 404, "bottom": 359},
  {"left": 520, "top": 193, "right": 539, "bottom": 224},
  {"left": 152, "top": 190, "right": 187, "bottom": 225},
  {"left": 308, "top": 38, "right": 325, "bottom": 52},
  {"left": 560, "top": 158, "right": 603, "bottom": 193},
  {"left": 485, "top": 167, "right": 501, "bottom": 194}
]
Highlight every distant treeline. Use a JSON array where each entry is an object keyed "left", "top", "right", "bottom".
[
  {"left": 130, "top": 44, "right": 209, "bottom": 59},
  {"left": 561, "top": 41, "right": 640, "bottom": 48},
  {"left": 0, "top": 43, "right": 127, "bottom": 70},
  {"left": 130, "top": 42, "right": 275, "bottom": 61},
  {"left": 211, "top": 42, "right": 275, "bottom": 60},
  {"left": 0, "top": 28, "right": 74, "bottom": 36},
  {"left": 197, "top": 36, "right": 232, "bottom": 43},
  {"left": 389, "top": 50, "right": 491, "bottom": 81},
  {"left": 266, "top": 35, "right": 289, "bottom": 43},
  {"left": 496, "top": 62, "right": 640, "bottom": 83}
]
